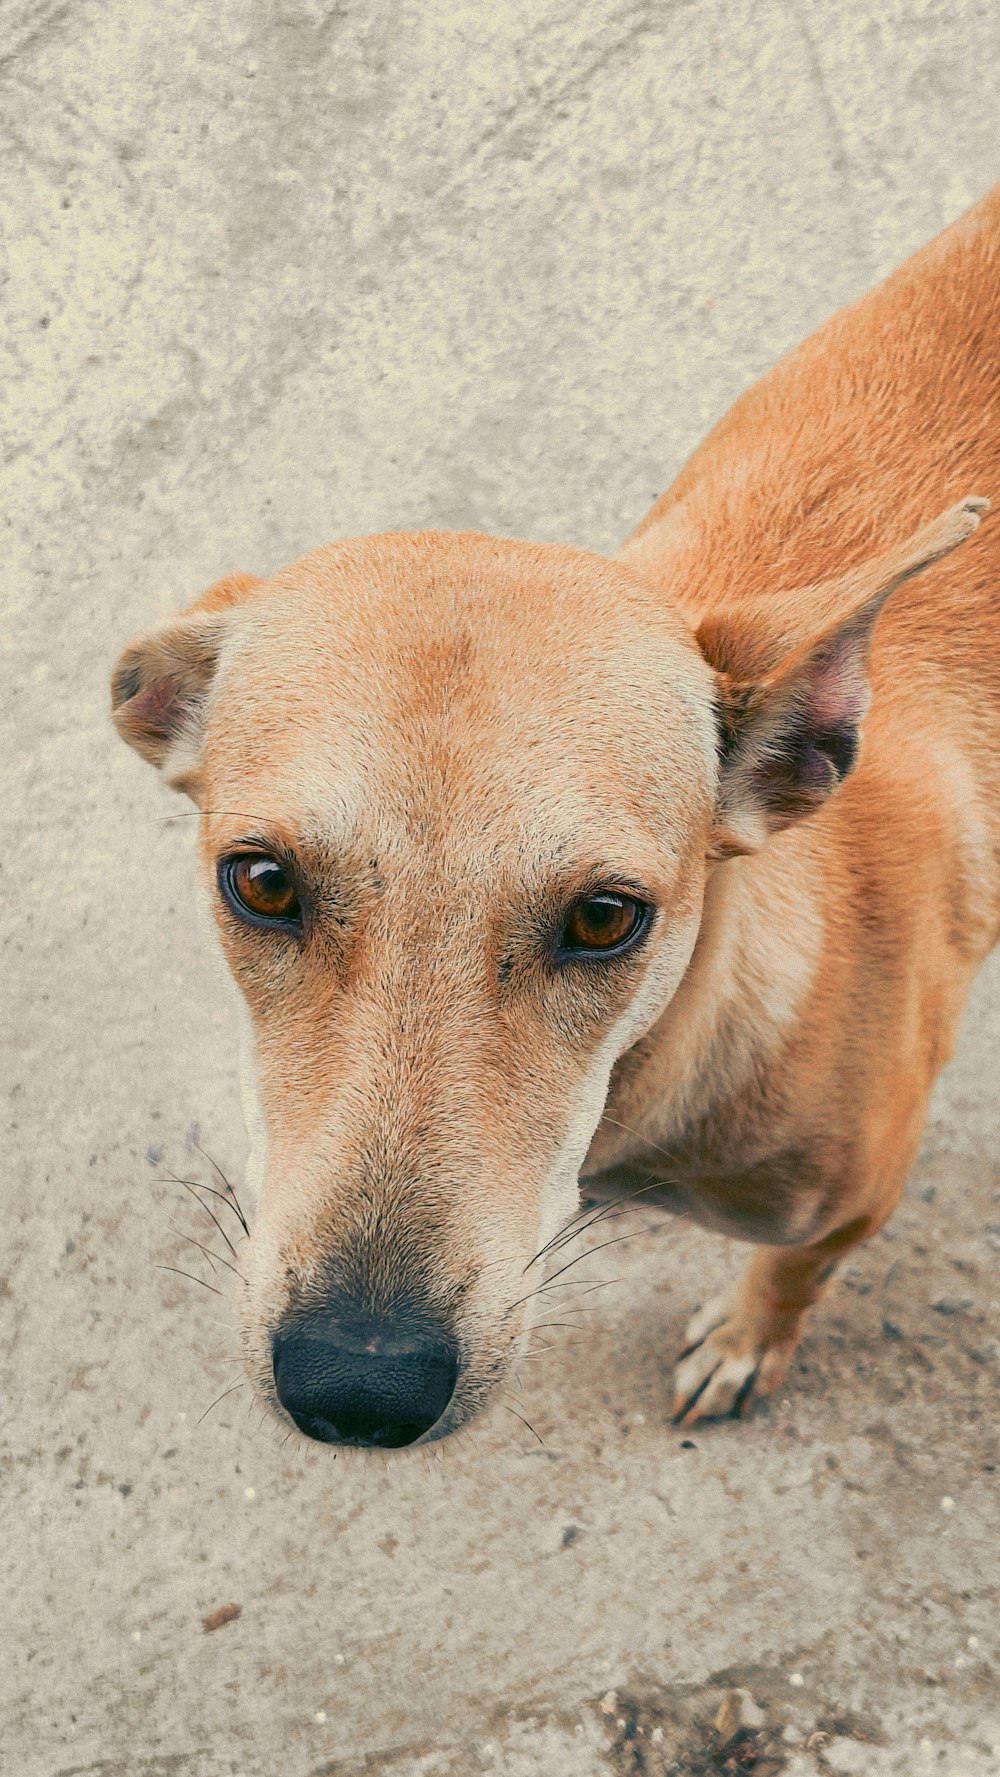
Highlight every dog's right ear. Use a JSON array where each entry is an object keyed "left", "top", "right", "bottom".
[
  {"left": 110, "top": 572, "right": 260, "bottom": 795},
  {"left": 705, "top": 498, "right": 988, "bottom": 858}
]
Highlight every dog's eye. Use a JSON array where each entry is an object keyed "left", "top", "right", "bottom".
[
  {"left": 222, "top": 855, "right": 302, "bottom": 927},
  {"left": 559, "top": 892, "right": 647, "bottom": 956}
]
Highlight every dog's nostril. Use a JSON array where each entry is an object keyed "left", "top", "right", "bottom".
[{"left": 272, "top": 1314, "right": 459, "bottom": 1449}]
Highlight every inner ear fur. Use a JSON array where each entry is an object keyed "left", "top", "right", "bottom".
[
  {"left": 708, "top": 496, "right": 988, "bottom": 859},
  {"left": 110, "top": 571, "right": 260, "bottom": 790}
]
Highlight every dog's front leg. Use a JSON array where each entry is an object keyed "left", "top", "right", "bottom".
[{"left": 670, "top": 1213, "right": 881, "bottom": 1426}]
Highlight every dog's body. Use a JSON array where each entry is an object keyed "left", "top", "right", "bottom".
[
  {"left": 113, "top": 187, "right": 1000, "bottom": 1443},
  {"left": 589, "top": 186, "right": 1000, "bottom": 1415}
]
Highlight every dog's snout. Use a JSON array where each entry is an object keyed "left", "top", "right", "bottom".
[{"left": 272, "top": 1309, "right": 459, "bottom": 1448}]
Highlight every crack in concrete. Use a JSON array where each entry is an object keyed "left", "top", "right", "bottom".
[{"left": 791, "top": 0, "right": 877, "bottom": 281}]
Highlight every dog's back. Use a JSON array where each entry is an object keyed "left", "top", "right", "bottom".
[
  {"left": 621, "top": 184, "right": 1000, "bottom": 971},
  {"left": 622, "top": 183, "right": 1000, "bottom": 638}
]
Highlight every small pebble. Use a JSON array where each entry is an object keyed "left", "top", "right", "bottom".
[
  {"left": 599, "top": 1691, "right": 617, "bottom": 1715},
  {"left": 715, "top": 1689, "right": 766, "bottom": 1739},
  {"left": 616, "top": 1717, "right": 627, "bottom": 1729},
  {"left": 966, "top": 1636, "right": 980, "bottom": 1650},
  {"left": 941, "top": 1496, "right": 955, "bottom": 1513},
  {"left": 131, "top": 1631, "right": 142, "bottom": 1643},
  {"left": 650, "top": 1727, "right": 663, "bottom": 1745},
  {"left": 314, "top": 1710, "right": 326, "bottom": 1723},
  {"left": 789, "top": 1671, "right": 805, "bottom": 1687},
  {"left": 244, "top": 1487, "right": 256, "bottom": 1500}
]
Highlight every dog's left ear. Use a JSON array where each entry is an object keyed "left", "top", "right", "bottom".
[
  {"left": 111, "top": 572, "right": 260, "bottom": 797},
  {"left": 707, "top": 497, "right": 988, "bottom": 858}
]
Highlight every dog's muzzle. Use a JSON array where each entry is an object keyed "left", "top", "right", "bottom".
[{"left": 272, "top": 1301, "right": 459, "bottom": 1448}]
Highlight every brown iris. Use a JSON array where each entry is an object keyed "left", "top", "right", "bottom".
[
  {"left": 560, "top": 892, "right": 646, "bottom": 955},
  {"left": 224, "top": 854, "right": 302, "bottom": 926}
]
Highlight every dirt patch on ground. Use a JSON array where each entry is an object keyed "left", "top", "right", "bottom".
[{"left": 596, "top": 1673, "right": 882, "bottom": 1777}]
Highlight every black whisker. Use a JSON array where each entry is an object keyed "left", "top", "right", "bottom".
[
  {"left": 537, "top": 1277, "right": 621, "bottom": 1298},
  {"left": 518, "top": 1340, "right": 587, "bottom": 1358},
  {"left": 159, "top": 1174, "right": 240, "bottom": 1260},
  {"left": 191, "top": 1141, "right": 250, "bottom": 1236},
  {"left": 523, "top": 1200, "right": 607, "bottom": 1271},
  {"left": 525, "top": 1178, "right": 646, "bottom": 1265},
  {"left": 548, "top": 1199, "right": 658, "bottom": 1250},
  {"left": 511, "top": 1272, "right": 621, "bottom": 1313},
  {"left": 148, "top": 808, "right": 268, "bottom": 826},
  {"left": 155, "top": 1264, "right": 224, "bottom": 1297},
  {"left": 524, "top": 1173, "right": 667, "bottom": 1271},
  {"left": 538, "top": 1228, "right": 649, "bottom": 1290},
  {"left": 501, "top": 1404, "right": 545, "bottom": 1446},
  {"left": 171, "top": 1174, "right": 249, "bottom": 1240},
  {"left": 169, "top": 1224, "right": 220, "bottom": 1275},
  {"left": 598, "top": 1110, "right": 678, "bottom": 1165},
  {"left": 540, "top": 1175, "right": 669, "bottom": 1260},
  {"left": 168, "top": 1224, "right": 245, "bottom": 1284},
  {"left": 197, "top": 1381, "right": 245, "bottom": 1425}
]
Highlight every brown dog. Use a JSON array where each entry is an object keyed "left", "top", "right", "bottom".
[{"left": 112, "top": 186, "right": 1000, "bottom": 1447}]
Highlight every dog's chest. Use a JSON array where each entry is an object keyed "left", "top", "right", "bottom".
[
  {"left": 578, "top": 1144, "right": 828, "bottom": 1248},
  {"left": 581, "top": 1050, "right": 829, "bottom": 1248}
]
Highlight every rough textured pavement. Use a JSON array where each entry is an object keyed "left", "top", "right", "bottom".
[{"left": 3, "top": 3, "right": 1000, "bottom": 1773}]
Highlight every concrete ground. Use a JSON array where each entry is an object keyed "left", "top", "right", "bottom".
[{"left": 3, "top": 2, "right": 999, "bottom": 1773}]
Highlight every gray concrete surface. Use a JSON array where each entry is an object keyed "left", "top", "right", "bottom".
[{"left": 3, "top": 2, "right": 1000, "bottom": 1773}]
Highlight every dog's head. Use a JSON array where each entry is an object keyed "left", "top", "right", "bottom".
[{"left": 112, "top": 506, "right": 984, "bottom": 1447}]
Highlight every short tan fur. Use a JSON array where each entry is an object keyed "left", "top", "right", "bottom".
[{"left": 113, "top": 187, "right": 999, "bottom": 1440}]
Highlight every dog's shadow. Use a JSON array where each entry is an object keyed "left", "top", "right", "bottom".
[{"left": 514, "top": 1207, "right": 981, "bottom": 1447}]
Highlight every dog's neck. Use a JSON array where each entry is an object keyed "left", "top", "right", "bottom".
[{"left": 586, "top": 833, "right": 825, "bottom": 1176}]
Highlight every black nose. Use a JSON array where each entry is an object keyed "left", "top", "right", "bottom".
[{"left": 272, "top": 1308, "right": 459, "bottom": 1448}]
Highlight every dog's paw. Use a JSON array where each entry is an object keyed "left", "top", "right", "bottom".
[{"left": 671, "top": 1294, "right": 797, "bottom": 1426}]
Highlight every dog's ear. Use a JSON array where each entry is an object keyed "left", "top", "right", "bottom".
[
  {"left": 707, "top": 497, "right": 988, "bottom": 858},
  {"left": 110, "top": 572, "right": 260, "bottom": 795}
]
